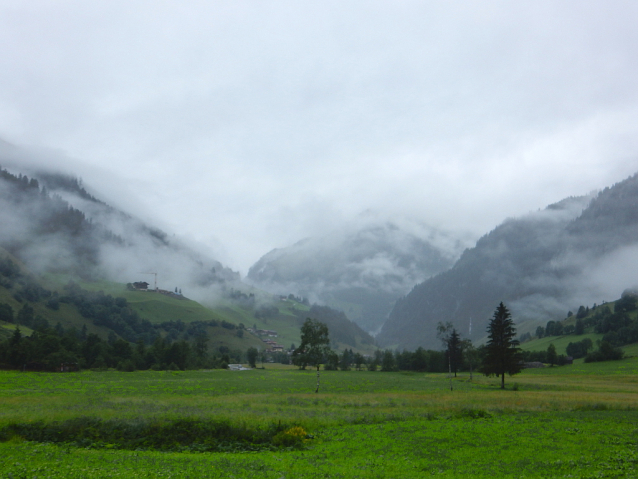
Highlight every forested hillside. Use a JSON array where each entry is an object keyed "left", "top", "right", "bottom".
[
  {"left": 0, "top": 250, "right": 269, "bottom": 370},
  {"left": 0, "top": 166, "right": 239, "bottom": 294},
  {"left": 0, "top": 168, "right": 119, "bottom": 272},
  {"left": 0, "top": 164, "right": 377, "bottom": 369},
  {"left": 378, "top": 173, "right": 638, "bottom": 350}
]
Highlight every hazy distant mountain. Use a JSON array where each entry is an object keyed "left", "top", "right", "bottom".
[
  {"left": 0, "top": 137, "right": 383, "bottom": 358},
  {"left": 247, "top": 216, "right": 469, "bottom": 333},
  {"left": 0, "top": 162, "right": 239, "bottom": 301},
  {"left": 378, "top": 173, "right": 638, "bottom": 350}
]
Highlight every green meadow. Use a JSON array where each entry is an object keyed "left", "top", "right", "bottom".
[{"left": 1, "top": 359, "right": 638, "bottom": 478}]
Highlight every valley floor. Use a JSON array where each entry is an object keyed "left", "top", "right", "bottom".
[
  {"left": 1, "top": 360, "right": 637, "bottom": 478},
  {"left": 2, "top": 410, "right": 637, "bottom": 478}
]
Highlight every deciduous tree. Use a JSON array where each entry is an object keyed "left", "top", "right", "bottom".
[
  {"left": 292, "top": 318, "right": 331, "bottom": 392},
  {"left": 247, "top": 347, "right": 258, "bottom": 368}
]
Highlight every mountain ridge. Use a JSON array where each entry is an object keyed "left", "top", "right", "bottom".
[
  {"left": 378, "top": 173, "right": 638, "bottom": 350},
  {"left": 246, "top": 217, "right": 470, "bottom": 334},
  {"left": 0, "top": 157, "right": 376, "bottom": 357}
]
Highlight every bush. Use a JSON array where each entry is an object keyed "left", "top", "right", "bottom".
[
  {"left": 457, "top": 408, "right": 492, "bottom": 419},
  {"left": 272, "top": 426, "right": 309, "bottom": 448},
  {"left": 584, "top": 341, "right": 624, "bottom": 363},
  {"left": 116, "top": 359, "right": 135, "bottom": 372}
]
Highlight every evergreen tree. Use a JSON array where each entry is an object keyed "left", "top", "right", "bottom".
[
  {"left": 436, "top": 322, "right": 463, "bottom": 377},
  {"left": 576, "top": 305, "right": 587, "bottom": 319},
  {"left": 412, "top": 347, "right": 428, "bottom": 372},
  {"left": 16, "top": 304, "right": 34, "bottom": 327},
  {"left": 324, "top": 351, "right": 339, "bottom": 370},
  {"left": 134, "top": 340, "right": 148, "bottom": 369},
  {"left": 353, "top": 352, "right": 365, "bottom": 371},
  {"left": 8, "top": 327, "right": 27, "bottom": 368},
  {"left": 0, "top": 303, "right": 13, "bottom": 323},
  {"left": 547, "top": 343, "right": 557, "bottom": 366},
  {"left": 481, "top": 302, "right": 522, "bottom": 389},
  {"left": 339, "top": 349, "right": 353, "bottom": 370},
  {"left": 381, "top": 349, "right": 397, "bottom": 371},
  {"left": 194, "top": 333, "right": 208, "bottom": 361},
  {"left": 575, "top": 318, "right": 585, "bottom": 335}
]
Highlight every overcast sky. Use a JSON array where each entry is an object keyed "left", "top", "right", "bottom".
[{"left": 1, "top": 1, "right": 638, "bottom": 274}]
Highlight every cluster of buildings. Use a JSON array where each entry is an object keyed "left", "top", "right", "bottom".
[
  {"left": 262, "top": 339, "right": 284, "bottom": 353},
  {"left": 247, "top": 328, "right": 285, "bottom": 353},
  {"left": 248, "top": 328, "right": 278, "bottom": 337}
]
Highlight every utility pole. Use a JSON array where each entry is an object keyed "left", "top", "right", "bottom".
[
  {"left": 437, "top": 321, "right": 454, "bottom": 392},
  {"left": 140, "top": 272, "right": 158, "bottom": 290},
  {"left": 448, "top": 349, "right": 453, "bottom": 391}
]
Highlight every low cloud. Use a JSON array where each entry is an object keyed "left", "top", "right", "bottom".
[{"left": 1, "top": 2, "right": 638, "bottom": 273}]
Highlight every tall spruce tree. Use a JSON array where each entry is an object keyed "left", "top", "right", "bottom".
[{"left": 482, "top": 302, "right": 522, "bottom": 389}]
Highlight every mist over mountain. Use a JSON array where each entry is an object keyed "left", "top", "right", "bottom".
[
  {"left": 246, "top": 216, "right": 470, "bottom": 334},
  {"left": 378, "top": 173, "right": 638, "bottom": 350},
  {"left": 0, "top": 156, "right": 239, "bottom": 303},
  {"left": 0, "top": 149, "right": 377, "bottom": 355}
]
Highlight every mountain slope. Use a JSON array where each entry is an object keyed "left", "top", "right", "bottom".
[
  {"left": 0, "top": 161, "right": 239, "bottom": 298},
  {"left": 0, "top": 155, "right": 375, "bottom": 355},
  {"left": 247, "top": 217, "right": 468, "bottom": 333},
  {"left": 379, "top": 174, "right": 638, "bottom": 350}
]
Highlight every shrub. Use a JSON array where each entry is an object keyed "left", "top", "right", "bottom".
[
  {"left": 457, "top": 408, "right": 491, "bottom": 419},
  {"left": 272, "top": 426, "right": 309, "bottom": 448},
  {"left": 584, "top": 341, "right": 624, "bottom": 362},
  {"left": 116, "top": 359, "right": 135, "bottom": 372}
]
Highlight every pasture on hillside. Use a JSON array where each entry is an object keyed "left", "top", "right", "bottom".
[{"left": 1, "top": 359, "right": 637, "bottom": 478}]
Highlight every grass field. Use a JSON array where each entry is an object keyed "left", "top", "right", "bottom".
[
  {"left": 1, "top": 357, "right": 638, "bottom": 478},
  {"left": 520, "top": 332, "right": 603, "bottom": 355}
]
